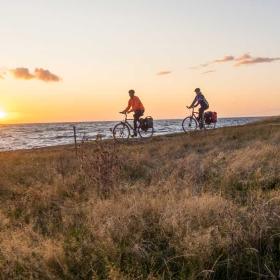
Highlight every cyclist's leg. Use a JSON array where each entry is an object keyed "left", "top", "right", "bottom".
[
  {"left": 199, "top": 105, "right": 209, "bottom": 129},
  {"left": 198, "top": 107, "right": 205, "bottom": 129},
  {"left": 133, "top": 110, "right": 144, "bottom": 136}
]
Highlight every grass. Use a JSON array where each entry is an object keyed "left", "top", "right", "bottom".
[{"left": 0, "top": 117, "right": 279, "bottom": 279}]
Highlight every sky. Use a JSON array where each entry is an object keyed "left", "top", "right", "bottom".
[{"left": 0, "top": 0, "right": 280, "bottom": 124}]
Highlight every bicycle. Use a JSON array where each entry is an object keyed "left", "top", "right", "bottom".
[
  {"left": 182, "top": 107, "right": 216, "bottom": 133},
  {"left": 112, "top": 112, "right": 154, "bottom": 142}
]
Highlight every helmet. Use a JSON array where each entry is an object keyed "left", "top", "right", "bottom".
[
  {"left": 194, "top": 88, "right": 200, "bottom": 93},
  {"left": 128, "top": 89, "right": 135, "bottom": 94}
]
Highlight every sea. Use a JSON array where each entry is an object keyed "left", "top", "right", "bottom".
[{"left": 0, "top": 117, "right": 264, "bottom": 151}]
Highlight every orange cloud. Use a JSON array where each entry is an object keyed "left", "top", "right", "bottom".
[
  {"left": 157, "top": 71, "right": 172, "bottom": 75},
  {"left": 10, "top": 68, "right": 34, "bottom": 80},
  {"left": 35, "top": 68, "right": 61, "bottom": 82},
  {"left": 9, "top": 67, "right": 61, "bottom": 82},
  {"left": 34, "top": 68, "right": 61, "bottom": 82},
  {"left": 235, "top": 53, "right": 251, "bottom": 61}
]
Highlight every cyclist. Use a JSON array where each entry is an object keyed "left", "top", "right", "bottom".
[
  {"left": 120, "top": 89, "right": 145, "bottom": 136},
  {"left": 187, "top": 88, "right": 209, "bottom": 129}
]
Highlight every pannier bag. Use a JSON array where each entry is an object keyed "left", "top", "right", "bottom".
[
  {"left": 145, "top": 116, "right": 153, "bottom": 128},
  {"left": 204, "top": 111, "right": 217, "bottom": 124},
  {"left": 139, "top": 118, "right": 146, "bottom": 129},
  {"left": 211, "top": 112, "right": 217, "bottom": 123},
  {"left": 204, "top": 111, "right": 212, "bottom": 125}
]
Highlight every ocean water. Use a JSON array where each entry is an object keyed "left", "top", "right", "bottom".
[{"left": 0, "top": 117, "right": 263, "bottom": 151}]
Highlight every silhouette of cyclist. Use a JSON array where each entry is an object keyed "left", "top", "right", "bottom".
[
  {"left": 187, "top": 88, "right": 209, "bottom": 129},
  {"left": 120, "top": 89, "right": 145, "bottom": 136}
]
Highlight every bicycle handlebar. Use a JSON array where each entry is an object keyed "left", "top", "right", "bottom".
[
  {"left": 119, "top": 112, "right": 130, "bottom": 121},
  {"left": 186, "top": 107, "right": 199, "bottom": 115}
]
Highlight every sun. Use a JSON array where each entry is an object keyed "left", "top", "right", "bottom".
[{"left": 0, "top": 111, "right": 7, "bottom": 119}]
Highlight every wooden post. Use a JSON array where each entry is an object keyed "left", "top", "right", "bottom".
[{"left": 73, "top": 126, "right": 78, "bottom": 156}]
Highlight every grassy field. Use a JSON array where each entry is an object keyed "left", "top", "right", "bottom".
[{"left": 0, "top": 117, "right": 279, "bottom": 279}]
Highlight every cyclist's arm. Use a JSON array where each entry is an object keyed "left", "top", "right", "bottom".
[
  {"left": 121, "top": 100, "right": 132, "bottom": 113},
  {"left": 189, "top": 97, "right": 198, "bottom": 108}
]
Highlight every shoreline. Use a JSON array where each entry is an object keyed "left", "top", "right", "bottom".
[
  {"left": 0, "top": 116, "right": 274, "bottom": 154},
  {"left": 0, "top": 116, "right": 277, "bottom": 155}
]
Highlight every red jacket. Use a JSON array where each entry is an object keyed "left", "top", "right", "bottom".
[{"left": 124, "top": 96, "right": 145, "bottom": 112}]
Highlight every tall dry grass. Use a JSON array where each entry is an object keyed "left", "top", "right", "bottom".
[{"left": 0, "top": 117, "right": 279, "bottom": 279}]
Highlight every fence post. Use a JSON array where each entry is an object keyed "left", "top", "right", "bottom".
[{"left": 73, "top": 125, "right": 78, "bottom": 156}]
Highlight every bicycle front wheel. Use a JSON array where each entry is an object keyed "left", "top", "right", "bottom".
[
  {"left": 138, "top": 126, "right": 154, "bottom": 139},
  {"left": 113, "top": 122, "right": 130, "bottom": 142},
  {"left": 182, "top": 117, "right": 198, "bottom": 133}
]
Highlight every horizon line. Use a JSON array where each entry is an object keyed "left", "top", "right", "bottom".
[{"left": 0, "top": 115, "right": 274, "bottom": 126}]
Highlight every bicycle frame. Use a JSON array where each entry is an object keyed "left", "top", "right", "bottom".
[
  {"left": 189, "top": 107, "right": 211, "bottom": 128},
  {"left": 189, "top": 107, "right": 200, "bottom": 121},
  {"left": 121, "top": 113, "right": 138, "bottom": 136}
]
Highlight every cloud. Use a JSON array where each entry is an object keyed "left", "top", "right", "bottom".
[
  {"left": 191, "top": 55, "right": 234, "bottom": 69},
  {"left": 34, "top": 68, "right": 61, "bottom": 82},
  {"left": 214, "top": 55, "right": 235, "bottom": 63},
  {"left": 202, "top": 70, "right": 216, "bottom": 74},
  {"left": 235, "top": 56, "right": 280, "bottom": 66},
  {"left": 157, "top": 71, "right": 172, "bottom": 76},
  {"left": 0, "top": 74, "right": 4, "bottom": 80},
  {"left": 9, "top": 67, "right": 61, "bottom": 82},
  {"left": 211, "top": 52, "right": 280, "bottom": 66},
  {"left": 235, "top": 53, "right": 251, "bottom": 61},
  {"left": 192, "top": 53, "right": 280, "bottom": 69},
  {"left": 10, "top": 68, "right": 34, "bottom": 80}
]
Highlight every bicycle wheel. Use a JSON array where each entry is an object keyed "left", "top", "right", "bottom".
[
  {"left": 138, "top": 126, "right": 154, "bottom": 139},
  {"left": 113, "top": 122, "right": 130, "bottom": 142},
  {"left": 182, "top": 117, "right": 198, "bottom": 133}
]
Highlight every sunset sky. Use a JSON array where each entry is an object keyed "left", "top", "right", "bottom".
[{"left": 0, "top": 0, "right": 280, "bottom": 124}]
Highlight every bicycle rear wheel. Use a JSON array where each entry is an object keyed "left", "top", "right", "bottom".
[
  {"left": 182, "top": 117, "right": 198, "bottom": 133},
  {"left": 113, "top": 122, "right": 130, "bottom": 142},
  {"left": 138, "top": 126, "right": 154, "bottom": 139}
]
